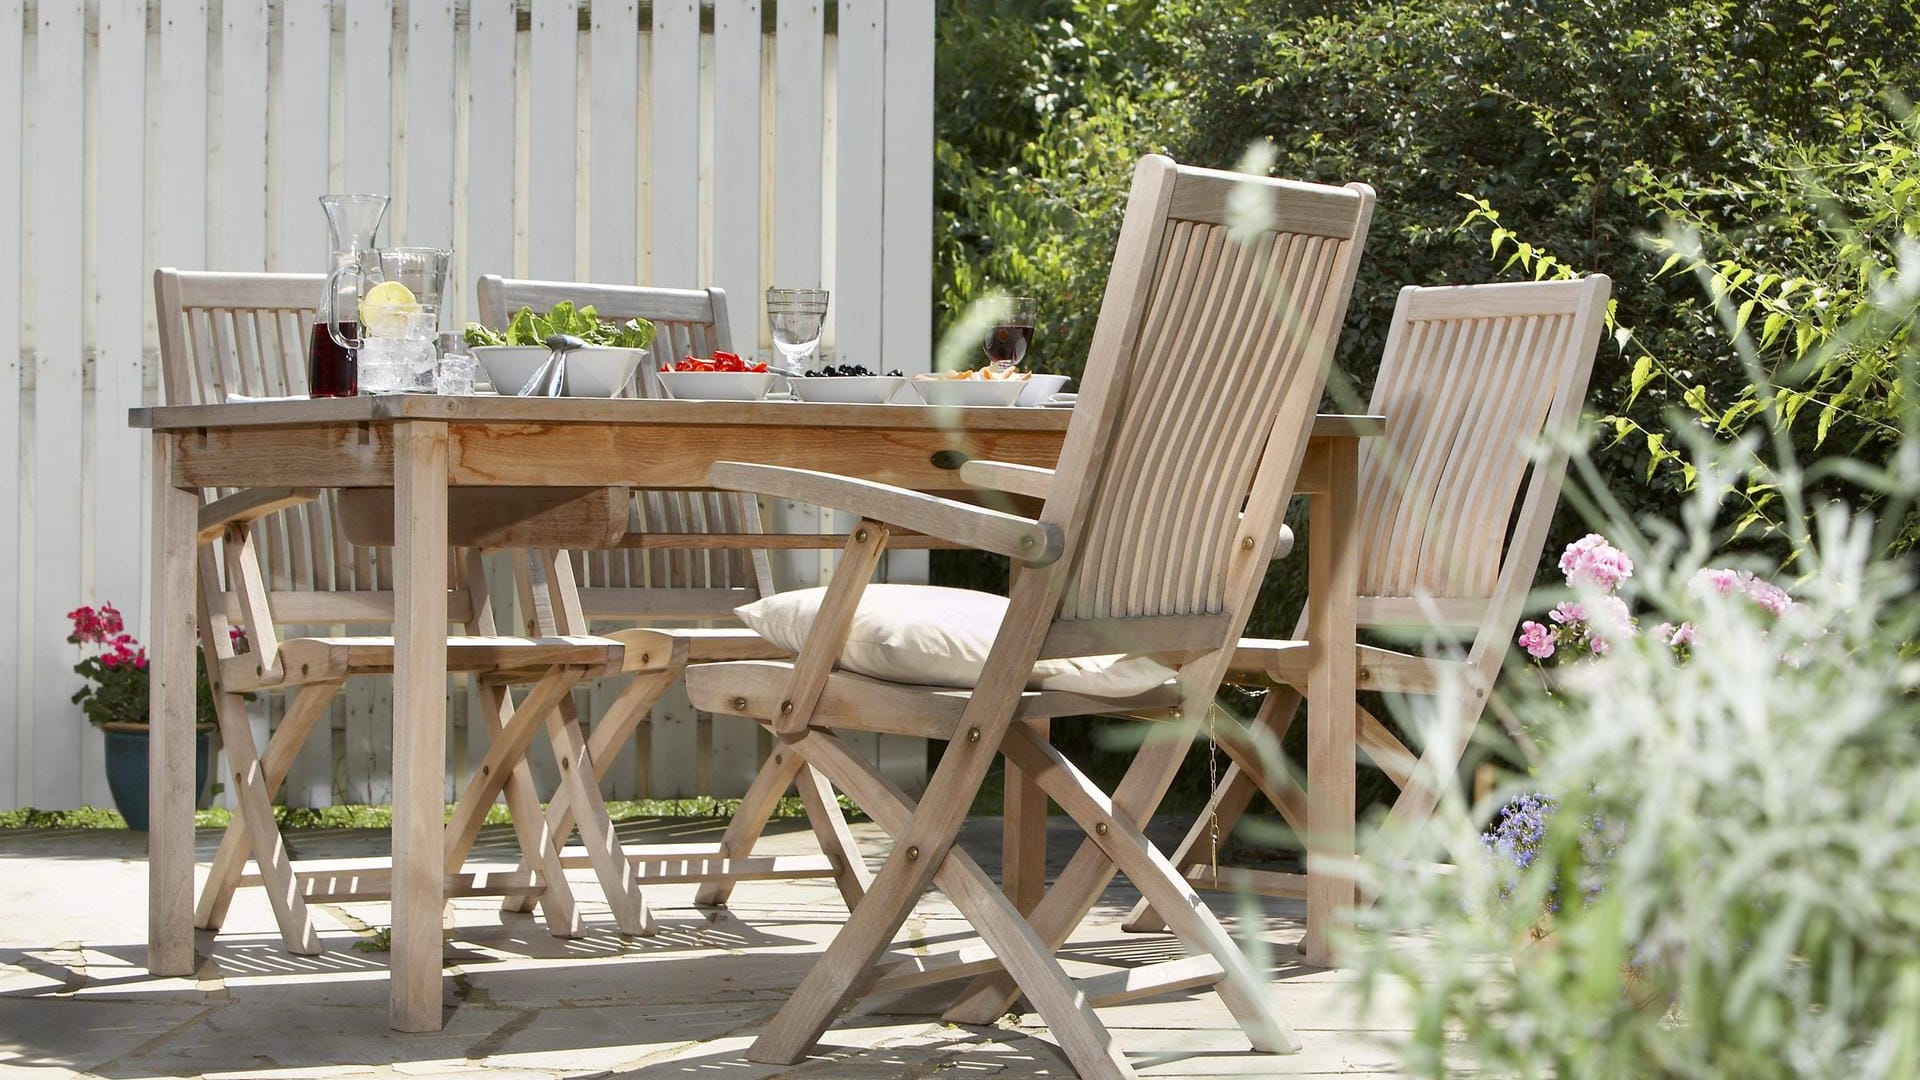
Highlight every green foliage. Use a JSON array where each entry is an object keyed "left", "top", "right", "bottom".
[
  {"left": 463, "top": 302, "right": 655, "bottom": 350},
  {"left": 1, "top": 797, "right": 851, "bottom": 831}
]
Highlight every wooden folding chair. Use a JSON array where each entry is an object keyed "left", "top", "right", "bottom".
[
  {"left": 155, "top": 269, "right": 639, "bottom": 952},
  {"left": 1121, "top": 277, "right": 1612, "bottom": 934},
  {"left": 679, "top": 155, "right": 1375, "bottom": 1078},
  {"left": 471, "top": 277, "right": 874, "bottom": 921}
]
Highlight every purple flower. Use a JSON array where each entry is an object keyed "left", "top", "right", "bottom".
[{"left": 1518, "top": 620, "right": 1555, "bottom": 659}]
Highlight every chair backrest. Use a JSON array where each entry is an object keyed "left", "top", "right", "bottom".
[
  {"left": 474, "top": 276, "right": 774, "bottom": 615},
  {"left": 1350, "top": 278, "right": 1610, "bottom": 641},
  {"left": 153, "top": 268, "right": 405, "bottom": 610},
  {"left": 1026, "top": 156, "right": 1372, "bottom": 678}
]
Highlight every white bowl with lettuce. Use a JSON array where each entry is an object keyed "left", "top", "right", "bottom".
[{"left": 464, "top": 301, "right": 656, "bottom": 397}]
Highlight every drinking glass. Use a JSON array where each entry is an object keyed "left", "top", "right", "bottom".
[
  {"left": 767, "top": 288, "right": 830, "bottom": 372},
  {"left": 357, "top": 304, "right": 439, "bottom": 394},
  {"left": 434, "top": 331, "right": 477, "bottom": 395},
  {"left": 983, "top": 296, "right": 1038, "bottom": 374}
]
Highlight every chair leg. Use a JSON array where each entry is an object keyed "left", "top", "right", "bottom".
[
  {"left": 691, "top": 741, "right": 805, "bottom": 907},
  {"left": 793, "top": 761, "right": 872, "bottom": 910},
  {"left": 999, "top": 725, "right": 1300, "bottom": 1053},
  {"left": 206, "top": 684, "right": 322, "bottom": 955},
  {"left": 1003, "top": 718, "right": 1050, "bottom": 916},
  {"left": 789, "top": 729, "right": 1139, "bottom": 1080},
  {"left": 545, "top": 694, "right": 654, "bottom": 936},
  {"left": 443, "top": 672, "right": 585, "bottom": 937},
  {"left": 945, "top": 709, "right": 1201, "bottom": 1025},
  {"left": 502, "top": 668, "right": 675, "bottom": 915},
  {"left": 197, "top": 680, "right": 341, "bottom": 932},
  {"left": 1122, "top": 687, "right": 1300, "bottom": 933}
]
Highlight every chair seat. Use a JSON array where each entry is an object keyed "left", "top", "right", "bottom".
[
  {"left": 685, "top": 660, "right": 1184, "bottom": 740},
  {"left": 604, "top": 626, "right": 789, "bottom": 672},
  {"left": 220, "top": 635, "right": 624, "bottom": 692}
]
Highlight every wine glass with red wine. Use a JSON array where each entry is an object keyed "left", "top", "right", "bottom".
[{"left": 983, "top": 296, "right": 1038, "bottom": 375}]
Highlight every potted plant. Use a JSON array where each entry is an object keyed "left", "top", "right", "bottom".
[{"left": 68, "top": 603, "right": 221, "bottom": 830}]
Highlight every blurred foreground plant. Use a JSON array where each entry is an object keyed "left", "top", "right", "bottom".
[{"left": 1347, "top": 249, "right": 1920, "bottom": 1074}]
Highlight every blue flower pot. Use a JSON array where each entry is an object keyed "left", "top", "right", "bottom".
[{"left": 102, "top": 725, "right": 213, "bottom": 832}]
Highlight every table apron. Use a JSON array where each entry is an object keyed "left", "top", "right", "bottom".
[{"left": 167, "top": 422, "right": 1069, "bottom": 492}]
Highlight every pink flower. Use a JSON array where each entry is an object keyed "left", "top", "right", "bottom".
[
  {"left": 1559, "top": 534, "right": 1634, "bottom": 592},
  {"left": 1695, "top": 568, "right": 1742, "bottom": 595},
  {"left": 97, "top": 603, "right": 125, "bottom": 636},
  {"left": 1667, "top": 622, "right": 1698, "bottom": 648},
  {"left": 1747, "top": 578, "right": 1794, "bottom": 616},
  {"left": 1518, "top": 621, "right": 1556, "bottom": 659},
  {"left": 1549, "top": 601, "right": 1587, "bottom": 625}
]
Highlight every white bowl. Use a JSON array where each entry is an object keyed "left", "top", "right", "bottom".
[
  {"left": 911, "top": 378, "right": 1026, "bottom": 408},
  {"left": 472, "top": 345, "right": 549, "bottom": 394},
  {"left": 657, "top": 369, "right": 776, "bottom": 401},
  {"left": 789, "top": 375, "right": 908, "bottom": 404},
  {"left": 473, "top": 345, "right": 644, "bottom": 397},
  {"left": 1015, "top": 373, "right": 1071, "bottom": 407},
  {"left": 562, "top": 347, "right": 646, "bottom": 397}
]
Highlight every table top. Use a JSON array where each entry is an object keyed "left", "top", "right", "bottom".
[{"left": 130, "top": 395, "right": 1386, "bottom": 437}]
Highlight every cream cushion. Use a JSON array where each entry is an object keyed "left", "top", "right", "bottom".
[{"left": 736, "top": 584, "right": 1178, "bottom": 697}]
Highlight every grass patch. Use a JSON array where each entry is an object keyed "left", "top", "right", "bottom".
[{"left": 1, "top": 795, "right": 853, "bottom": 831}]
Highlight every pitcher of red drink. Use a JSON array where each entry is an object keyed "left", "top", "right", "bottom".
[{"left": 310, "top": 194, "right": 390, "bottom": 397}]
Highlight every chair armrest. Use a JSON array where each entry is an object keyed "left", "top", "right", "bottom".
[
  {"left": 198, "top": 488, "right": 321, "bottom": 544},
  {"left": 957, "top": 459, "right": 1054, "bottom": 500},
  {"left": 709, "top": 462, "right": 1064, "bottom": 565}
]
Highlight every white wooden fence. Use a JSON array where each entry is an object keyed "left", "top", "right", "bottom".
[{"left": 1, "top": 0, "right": 935, "bottom": 810}]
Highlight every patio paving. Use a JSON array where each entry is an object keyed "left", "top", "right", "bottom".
[{"left": 0, "top": 816, "right": 1412, "bottom": 1078}]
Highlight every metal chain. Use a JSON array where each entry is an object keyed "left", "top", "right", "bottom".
[{"left": 1206, "top": 704, "right": 1221, "bottom": 877}]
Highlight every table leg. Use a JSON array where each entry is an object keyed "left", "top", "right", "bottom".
[
  {"left": 391, "top": 421, "right": 449, "bottom": 1031},
  {"left": 148, "top": 433, "right": 199, "bottom": 977},
  {"left": 1002, "top": 719, "right": 1049, "bottom": 916},
  {"left": 1303, "top": 437, "right": 1359, "bottom": 967}
]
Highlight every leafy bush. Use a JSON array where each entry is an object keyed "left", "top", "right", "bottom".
[{"left": 1346, "top": 214, "right": 1920, "bottom": 1074}]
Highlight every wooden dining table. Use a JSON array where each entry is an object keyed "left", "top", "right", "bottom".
[{"left": 130, "top": 394, "right": 1380, "bottom": 1030}]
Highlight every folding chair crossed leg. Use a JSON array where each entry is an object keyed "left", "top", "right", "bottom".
[
  {"left": 735, "top": 719, "right": 1295, "bottom": 1080},
  {"left": 195, "top": 542, "right": 623, "bottom": 951},
  {"left": 478, "top": 579, "right": 875, "bottom": 926}
]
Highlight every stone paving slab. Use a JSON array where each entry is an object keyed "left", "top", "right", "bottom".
[{"left": 0, "top": 818, "right": 1412, "bottom": 1078}]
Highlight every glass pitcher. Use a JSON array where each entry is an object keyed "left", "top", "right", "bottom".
[
  {"left": 310, "top": 194, "right": 390, "bottom": 397},
  {"left": 325, "top": 246, "right": 453, "bottom": 358}
]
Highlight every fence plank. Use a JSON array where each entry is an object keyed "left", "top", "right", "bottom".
[
  {"left": 467, "top": 0, "right": 516, "bottom": 284},
  {"left": 32, "top": 0, "right": 85, "bottom": 808},
  {"left": 277, "top": 0, "right": 331, "bottom": 276},
  {"left": 94, "top": 0, "right": 150, "bottom": 810},
  {"left": 882, "top": 0, "right": 934, "bottom": 373},
  {"left": 772, "top": 0, "right": 823, "bottom": 289},
  {"left": 711, "top": 0, "right": 760, "bottom": 350},
  {"left": 528, "top": 0, "right": 579, "bottom": 279},
  {"left": 649, "top": 0, "right": 698, "bottom": 286},
  {"left": 219, "top": 0, "right": 268, "bottom": 270},
  {"left": 158, "top": 0, "right": 208, "bottom": 268},
  {"left": 0, "top": 1, "right": 934, "bottom": 811},
  {"left": 1, "top": 0, "right": 23, "bottom": 808},
  {"left": 834, "top": 0, "right": 883, "bottom": 371},
  {"left": 879, "top": 0, "right": 937, "bottom": 783},
  {"left": 590, "top": 0, "right": 638, "bottom": 283},
  {"left": 344, "top": 0, "right": 394, "bottom": 201},
  {"left": 769, "top": 0, "right": 825, "bottom": 589},
  {"left": 405, "top": 0, "right": 457, "bottom": 250}
]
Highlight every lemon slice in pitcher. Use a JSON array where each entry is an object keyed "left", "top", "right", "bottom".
[{"left": 359, "top": 281, "right": 418, "bottom": 337}]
